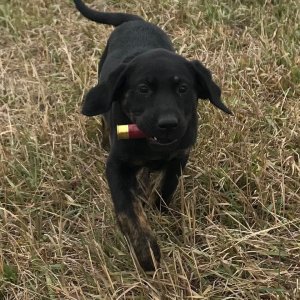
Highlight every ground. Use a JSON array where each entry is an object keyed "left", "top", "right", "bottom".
[{"left": 0, "top": 0, "right": 300, "bottom": 299}]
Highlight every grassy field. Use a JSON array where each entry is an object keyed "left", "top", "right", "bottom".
[{"left": 1, "top": 0, "right": 300, "bottom": 299}]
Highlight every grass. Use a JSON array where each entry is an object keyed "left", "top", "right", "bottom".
[{"left": 0, "top": 0, "right": 299, "bottom": 299}]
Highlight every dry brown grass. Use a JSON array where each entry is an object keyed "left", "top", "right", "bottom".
[{"left": 1, "top": 0, "right": 300, "bottom": 299}]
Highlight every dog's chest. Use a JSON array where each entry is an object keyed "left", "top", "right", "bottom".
[{"left": 130, "top": 148, "right": 189, "bottom": 170}]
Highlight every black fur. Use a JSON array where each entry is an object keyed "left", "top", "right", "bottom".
[{"left": 74, "top": 0, "right": 232, "bottom": 271}]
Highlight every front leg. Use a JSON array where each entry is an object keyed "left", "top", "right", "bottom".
[
  {"left": 156, "top": 154, "right": 189, "bottom": 212},
  {"left": 106, "top": 156, "right": 160, "bottom": 271}
]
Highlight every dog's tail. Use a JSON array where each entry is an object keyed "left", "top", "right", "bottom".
[{"left": 74, "top": 0, "right": 143, "bottom": 26}]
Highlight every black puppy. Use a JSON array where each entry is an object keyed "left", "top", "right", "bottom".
[{"left": 74, "top": 0, "right": 231, "bottom": 271}]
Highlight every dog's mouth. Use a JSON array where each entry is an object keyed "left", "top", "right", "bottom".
[{"left": 147, "top": 136, "right": 178, "bottom": 147}]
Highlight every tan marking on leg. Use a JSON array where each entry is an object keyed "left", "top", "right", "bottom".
[{"left": 116, "top": 201, "right": 160, "bottom": 271}]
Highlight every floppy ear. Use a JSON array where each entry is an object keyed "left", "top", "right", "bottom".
[
  {"left": 191, "top": 60, "right": 232, "bottom": 115},
  {"left": 82, "top": 64, "right": 128, "bottom": 116}
]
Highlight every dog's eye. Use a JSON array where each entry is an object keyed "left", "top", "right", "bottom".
[
  {"left": 177, "top": 84, "right": 188, "bottom": 94},
  {"left": 137, "top": 84, "right": 151, "bottom": 94}
]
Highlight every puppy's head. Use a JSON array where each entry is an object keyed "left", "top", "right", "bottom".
[{"left": 82, "top": 49, "right": 231, "bottom": 149}]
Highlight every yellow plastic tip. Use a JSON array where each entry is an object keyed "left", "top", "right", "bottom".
[{"left": 117, "top": 125, "right": 129, "bottom": 139}]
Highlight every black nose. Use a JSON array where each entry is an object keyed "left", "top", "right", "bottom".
[{"left": 157, "top": 116, "right": 178, "bottom": 130}]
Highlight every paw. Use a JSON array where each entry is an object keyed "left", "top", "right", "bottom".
[{"left": 131, "top": 232, "right": 161, "bottom": 271}]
